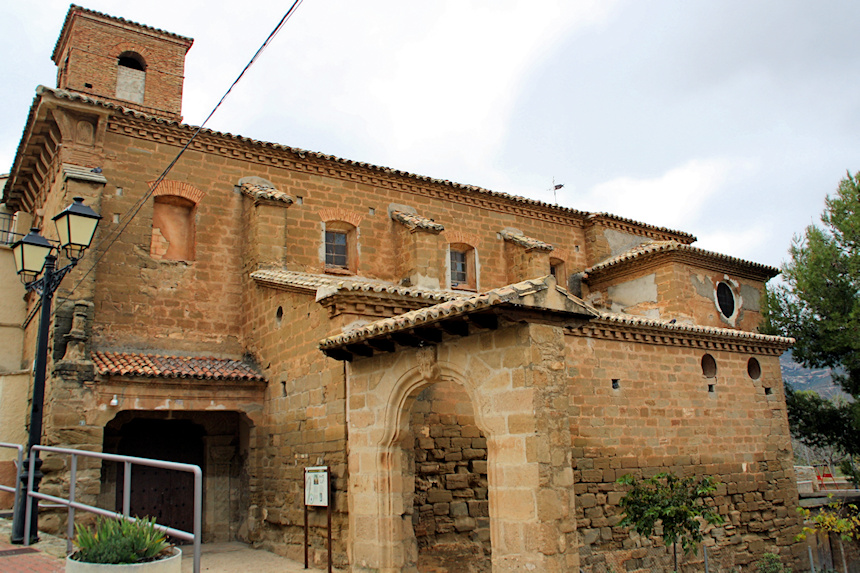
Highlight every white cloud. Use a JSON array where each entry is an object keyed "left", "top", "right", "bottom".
[{"left": 570, "top": 158, "right": 746, "bottom": 230}]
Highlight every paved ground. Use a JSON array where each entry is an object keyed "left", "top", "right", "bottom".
[{"left": 0, "top": 517, "right": 337, "bottom": 573}]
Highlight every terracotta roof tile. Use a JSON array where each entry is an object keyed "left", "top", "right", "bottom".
[
  {"left": 319, "top": 276, "right": 596, "bottom": 350},
  {"left": 591, "top": 312, "right": 794, "bottom": 345},
  {"left": 92, "top": 351, "right": 265, "bottom": 382},
  {"left": 251, "top": 269, "right": 469, "bottom": 302},
  {"left": 585, "top": 240, "right": 779, "bottom": 277},
  {"left": 499, "top": 229, "right": 554, "bottom": 252},
  {"left": 240, "top": 182, "right": 293, "bottom": 204},
  {"left": 391, "top": 210, "right": 445, "bottom": 233}
]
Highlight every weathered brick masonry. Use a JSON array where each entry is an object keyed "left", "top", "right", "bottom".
[{"left": 0, "top": 5, "right": 800, "bottom": 572}]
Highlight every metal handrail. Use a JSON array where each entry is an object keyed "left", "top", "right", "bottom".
[
  {"left": 23, "top": 445, "right": 202, "bottom": 573},
  {"left": 0, "top": 442, "right": 23, "bottom": 517}
]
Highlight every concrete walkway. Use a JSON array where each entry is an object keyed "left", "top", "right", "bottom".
[{"left": 0, "top": 517, "right": 335, "bottom": 573}]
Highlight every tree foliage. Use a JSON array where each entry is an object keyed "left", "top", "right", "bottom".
[
  {"left": 766, "top": 172, "right": 860, "bottom": 454},
  {"left": 616, "top": 472, "right": 723, "bottom": 556}
]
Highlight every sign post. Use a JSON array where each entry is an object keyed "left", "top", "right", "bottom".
[{"left": 303, "top": 466, "right": 332, "bottom": 572}]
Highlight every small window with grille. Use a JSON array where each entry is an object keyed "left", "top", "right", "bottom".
[
  {"left": 325, "top": 230, "right": 348, "bottom": 269},
  {"left": 450, "top": 250, "right": 468, "bottom": 285},
  {"left": 449, "top": 244, "right": 476, "bottom": 290}
]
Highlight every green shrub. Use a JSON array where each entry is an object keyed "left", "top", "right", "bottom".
[
  {"left": 755, "top": 552, "right": 792, "bottom": 573},
  {"left": 71, "top": 516, "right": 171, "bottom": 564}
]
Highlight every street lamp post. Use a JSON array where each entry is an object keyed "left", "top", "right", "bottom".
[{"left": 10, "top": 197, "right": 101, "bottom": 544}]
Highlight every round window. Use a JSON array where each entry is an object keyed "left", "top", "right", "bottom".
[
  {"left": 701, "top": 354, "right": 717, "bottom": 378},
  {"left": 747, "top": 357, "right": 761, "bottom": 380},
  {"left": 716, "top": 282, "right": 735, "bottom": 318}
]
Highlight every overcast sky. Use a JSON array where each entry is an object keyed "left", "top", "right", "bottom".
[{"left": 2, "top": 0, "right": 858, "bottom": 271}]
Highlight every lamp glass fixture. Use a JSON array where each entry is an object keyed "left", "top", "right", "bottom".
[
  {"left": 11, "top": 228, "right": 52, "bottom": 284},
  {"left": 53, "top": 197, "right": 102, "bottom": 260}
]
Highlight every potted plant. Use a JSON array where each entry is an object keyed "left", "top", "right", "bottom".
[{"left": 66, "top": 516, "right": 181, "bottom": 572}]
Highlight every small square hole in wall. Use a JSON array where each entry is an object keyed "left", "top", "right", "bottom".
[
  {"left": 296, "top": 196, "right": 303, "bottom": 205},
  {"left": 281, "top": 381, "right": 287, "bottom": 397},
  {"left": 765, "top": 387, "right": 773, "bottom": 395},
  {"left": 368, "top": 207, "right": 375, "bottom": 216},
  {"left": 112, "top": 214, "right": 120, "bottom": 224},
  {"left": 574, "top": 245, "right": 580, "bottom": 252},
  {"left": 708, "top": 384, "right": 715, "bottom": 393},
  {"left": 84, "top": 82, "right": 93, "bottom": 89},
  {"left": 115, "top": 187, "right": 123, "bottom": 197},
  {"left": 611, "top": 379, "right": 620, "bottom": 390}
]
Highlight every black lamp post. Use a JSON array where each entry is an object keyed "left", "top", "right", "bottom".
[{"left": 10, "top": 197, "right": 101, "bottom": 544}]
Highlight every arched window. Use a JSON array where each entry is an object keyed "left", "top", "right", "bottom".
[
  {"left": 549, "top": 257, "right": 566, "bottom": 283},
  {"left": 151, "top": 195, "right": 195, "bottom": 261},
  {"left": 323, "top": 221, "right": 357, "bottom": 275},
  {"left": 449, "top": 243, "right": 477, "bottom": 291},
  {"left": 116, "top": 51, "right": 146, "bottom": 104}
]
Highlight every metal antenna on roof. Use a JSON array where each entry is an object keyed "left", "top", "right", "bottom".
[{"left": 550, "top": 177, "right": 564, "bottom": 204}]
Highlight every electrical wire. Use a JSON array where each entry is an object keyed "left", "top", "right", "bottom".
[{"left": 64, "top": 0, "right": 304, "bottom": 298}]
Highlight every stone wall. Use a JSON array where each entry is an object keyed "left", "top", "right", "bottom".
[
  {"left": 565, "top": 332, "right": 802, "bottom": 570},
  {"left": 410, "top": 382, "right": 490, "bottom": 560}
]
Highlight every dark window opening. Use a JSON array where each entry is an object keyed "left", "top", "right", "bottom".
[
  {"left": 701, "top": 354, "right": 717, "bottom": 378},
  {"left": 765, "top": 387, "right": 773, "bottom": 395},
  {"left": 325, "top": 230, "right": 348, "bottom": 268},
  {"left": 611, "top": 379, "right": 620, "bottom": 390},
  {"left": 708, "top": 384, "right": 716, "bottom": 393},
  {"left": 716, "top": 282, "right": 735, "bottom": 317},
  {"left": 118, "top": 54, "right": 146, "bottom": 71},
  {"left": 747, "top": 357, "right": 761, "bottom": 380}
]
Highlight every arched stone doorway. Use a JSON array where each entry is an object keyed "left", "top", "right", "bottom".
[{"left": 346, "top": 323, "right": 577, "bottom": 572}]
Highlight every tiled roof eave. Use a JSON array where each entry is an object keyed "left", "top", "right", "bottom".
[
  {"left": 250, "top": 269, "right": 469, "bottom": 302},
  {"left": 578, "top": 312, "right": 794, "bottom": 349},
  {"left": 91, "top": 351, "right": 266, "bottom": 383},
  {"left": 10, "top": 86, "right": 695, "bottom": 242},
  {"left": 584, "top": 242, "right": 779, "bottom": 280},
  {"left": 319, "top": 276, "right": 597, "bottom": 353}
]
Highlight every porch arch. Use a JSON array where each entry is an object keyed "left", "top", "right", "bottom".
[{"left": 347, "top": 327, "right": 572, "bottom": 573}]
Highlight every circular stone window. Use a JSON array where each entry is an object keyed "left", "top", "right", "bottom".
[
  {"left": 747, "top": 357, "right": 761, "bottom": 380},
  {"left": 716, "top": 282, "right": 735, "bottom": 318},
  {"left": 701, "top": 354, "right": 717, "bottom": 378}
]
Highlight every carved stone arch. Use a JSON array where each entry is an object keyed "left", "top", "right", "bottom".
[{"left": 347, "top": 323, "right": 575, "bottom": 572}]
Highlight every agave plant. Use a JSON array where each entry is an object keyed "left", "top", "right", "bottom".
[{"left": 71, "top": 516, "right": 171, "bottom": 564}]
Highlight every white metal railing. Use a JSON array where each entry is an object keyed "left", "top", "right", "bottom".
[
  {"left": 0, "top": 442, "right": 23, "bottom": 516},
  {"left": 23, "top": 445, "right": 202, "bottom": 573}
]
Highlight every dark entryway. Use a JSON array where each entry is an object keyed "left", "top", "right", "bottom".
[
  {"left": 115, "top": 419, "right": 204, "bottom": 539},
  {"left": 101, "top": 411, "right": 252, "bottom": 543}
]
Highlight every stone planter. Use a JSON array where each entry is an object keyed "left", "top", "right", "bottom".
[{"left": 66, "top": 547, "right": 181, "bottom": 573}]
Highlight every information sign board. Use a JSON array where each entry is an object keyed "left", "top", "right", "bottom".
[{"left": 304, "top": 466, "right": 329, "bottom": 507}]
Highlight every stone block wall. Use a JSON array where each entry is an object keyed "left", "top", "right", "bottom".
[
  {"left": 565, "top": 332, "right": 802, "bottom": 570},
  {"left": 409, "top": 382, "right": 490, "bottom": 557}
]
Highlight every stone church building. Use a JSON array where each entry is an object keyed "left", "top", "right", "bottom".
[{"left": 0, "top": 5, "right": 801, "bottom": 572}]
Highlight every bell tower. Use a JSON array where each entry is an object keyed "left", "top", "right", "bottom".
[{"left": 51, "top": 5, "right": 194, "bottom": 121}]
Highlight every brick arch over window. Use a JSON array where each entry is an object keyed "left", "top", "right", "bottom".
[
  {"left": 318, "top": 208, "right": 363, "bottom": 274},
  {"left": 444, "top": 231, "right": 480, "bottom": 291},
  {"left": 114, "top": 44, "right": 152, "bottom": 105},
  {"left": 149, "top": 181, "right": 204, "bottom": 261},
  {"left": 149, "top": 180, "right": 206, "bottom": 204},
  {"left": 317, "top": 207, "right": 363, "bottom": 228}
]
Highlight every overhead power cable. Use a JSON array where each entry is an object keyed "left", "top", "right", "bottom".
[{"left": 63, "top": 0, "right": 305, "bottom": 299}]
